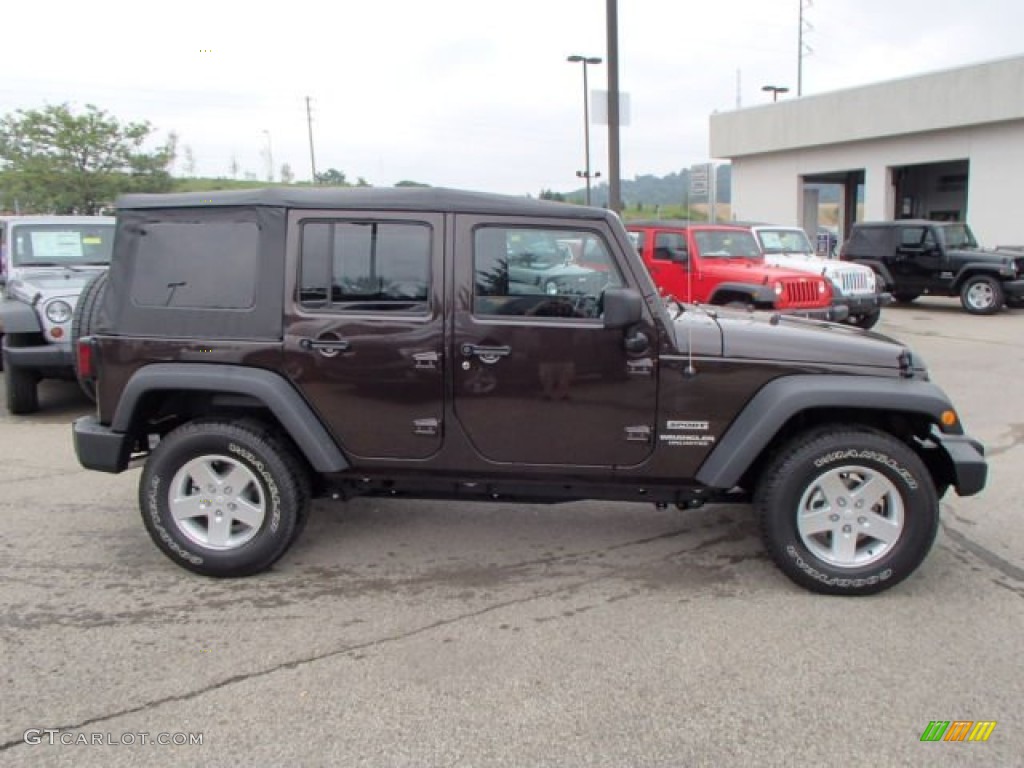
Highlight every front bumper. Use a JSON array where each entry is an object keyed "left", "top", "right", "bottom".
[
  {"left": 2, "top": 342, "right": 73, "bottom": 371},
  {"left": 933, "top": 431, "right": 987, "bottom": 497},
  {"left": 833, "top": 292, "right": 893, "bottom": 315},
  {"left": 1001, "top": 278, "right": 1024, "bottom": 298},
  {"left": 73, "top": 415, "right": 134, "bottom": 473},
  {"left": 782, "top": 305, "right": 850, "bottom": 323}
]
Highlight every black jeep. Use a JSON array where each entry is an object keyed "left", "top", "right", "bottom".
[
  {"left": 71, "top": 188, "right": 986, "bottom": 595},
  {"left": 839, "top": 220, "right": 1024, "bottom": 314}
]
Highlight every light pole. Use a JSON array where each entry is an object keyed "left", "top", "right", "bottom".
[
  {"left": 761, "top": 84, "right": 790, "bottom": 102},
  {"left": 567, "top": 54, "right": 602, "bottom": 205},
  {"left": 262, "top": 129, "right": 274, "bottom": 182}
]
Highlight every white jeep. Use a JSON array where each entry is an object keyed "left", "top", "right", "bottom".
[
  {"left": 749, "top": 225, "right": 891, "bottom": 329},
  {"left": 0, "top": 216, "right": 115, "bottom": 413}
]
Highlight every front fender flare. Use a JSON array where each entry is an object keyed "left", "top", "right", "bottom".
[
  {"left": 708, "top": 282, "right": 776, "bottom": 305},
  {"left": 0, "top": 300, "right": 43, "bottom": 335},
  {"left": 694, "top": 374, "right": 957, "bottom": 490},
  {"left": 113, "top": 363, "right": 349, "bottom": 473}
]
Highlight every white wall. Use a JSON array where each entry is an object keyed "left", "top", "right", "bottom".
[{"left": 725, "top": 123, "right": 1024, "bottom": 245}]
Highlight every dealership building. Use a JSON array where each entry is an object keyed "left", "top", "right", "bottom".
[{"left": 709, "top": 55, "right": 1024, "bottom": 248}]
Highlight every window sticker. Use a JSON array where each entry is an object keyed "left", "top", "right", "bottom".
[{"left": 30, "top": 231, "right": 84, "bottom": 259}]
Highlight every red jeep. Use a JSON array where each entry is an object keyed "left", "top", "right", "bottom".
[{"left": 626, "top": 221, "right": 840, "bottom": 317}]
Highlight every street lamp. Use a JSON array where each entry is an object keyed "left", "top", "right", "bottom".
[
  {"left": 567, "top": 54, "right": 602, "bottom": 205},
  {"left": 761, "top": 84, "right": 790, "bottom": 102},
  {"left": 262, "top": 129, "right": 274, "bottom": 182}
]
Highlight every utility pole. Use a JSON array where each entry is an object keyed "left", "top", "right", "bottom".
[
  {"left": 306, "top": 96, "right": 318, "bottom": 183},
  {"left": 606, "top": 0, "right": 622, "bottom": 213},
  {"left": 798, "top": 0, "right": 814, "bottom": 96}
]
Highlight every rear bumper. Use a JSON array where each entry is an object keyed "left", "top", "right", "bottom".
[
  {"left": 73, "top": 415, "right": 134, "bottom": 473},
  {"left": 934, "top": 431, "right": 987, "bottom": 497}
]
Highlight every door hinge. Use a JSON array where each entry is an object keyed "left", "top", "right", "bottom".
[
  {"left": 624, "top": 425, "right": 652, "bottom": 444},
  {"left": 413, "top": 418, "right": 440, "bottom": 436}
]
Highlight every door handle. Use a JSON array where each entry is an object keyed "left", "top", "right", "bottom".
[
  {"left": 300, "top": 338, "right": 351, "bottom": 356},
  {"left": 461, "top": 343, "right": 511, "bottom": 364}
]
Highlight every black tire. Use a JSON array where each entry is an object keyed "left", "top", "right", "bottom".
[
  {"left": 892, "top": 291, "right": 920, "bottom": 304},
  {"left": 4, "top": 363, "right": 39, "bottom": 415},
  {"left": 139, "top": 419, "right": 310, "bottom": 577},
  {"left": 851, "top": 309, "right": 881, "bottom": 330},
  {"left": 71, "top": 271, "right": 110, "bottom": 402},
  {"left": 754, "top": 426, "right": 939, "bottom": 596},
  {"left": 959, "top": 275, "right": 1004, "bottom": 315}
]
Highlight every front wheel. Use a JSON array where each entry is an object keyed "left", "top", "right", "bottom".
[
  {"left": 960, "top": 275, "right": 1004, "bottom": 315},
  {"left": 139, "top": 420, "right": 310, "bottom": 577},
  {"left": 755, "top": 427, "right": 939, "bottom": 595},
  {"left": 4, "top": 364, "right": 39, "bottom": 415},
  {"left": 851, "top": 309, "right": 881, "bottom": 330}
]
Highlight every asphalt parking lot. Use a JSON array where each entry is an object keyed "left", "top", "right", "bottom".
[{"left": 1, "top": 297, "right": 1021, "bottom": 767}]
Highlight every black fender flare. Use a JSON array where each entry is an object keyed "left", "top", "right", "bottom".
[
  {"left": 694, "top": 374, "right": 957, "bottom": 490},
  {"left": 0, "top": 300, "right": 43, "bottom": 335},
  {"left": 113, "top": 363, "right": 349, "bottom": 472},
  {"left": 952, "top": 264, "right": 1006, "bottom": 289},
  {"left": 708, "top": 282, "right": 776, "bottom": 305}
]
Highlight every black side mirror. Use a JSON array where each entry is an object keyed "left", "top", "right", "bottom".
[
  {"left": 670, "top": 247, "right": 689, "bottom": 263},
  {"left": 602, "top": 287, "right": 643, "bottom": 329}
]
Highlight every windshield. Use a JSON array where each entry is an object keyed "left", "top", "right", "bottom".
[
  {"left": 937, "top": 223, "right": 978, "bottom": 249},
  {"left": 11, "top": 223, "right": 115, "bottom": 267},
  {"left": 693, "top": 230, "right": 761, "bottom": 259},
  {"left": 756, "top": 228, "right": 814, "bottom": 255}
]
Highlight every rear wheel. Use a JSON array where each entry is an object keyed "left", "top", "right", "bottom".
[
  {"left": 139, "top": 420, "right": 310, "bottom": 577},
  {"left": 959, "top": 275, "right": 1004, "bottom": 315},
  {"left": 71, "top": 271, "right": 110, "bottom": 402},
  {"left": 755, "top": 426, "right": 938, "bottom": 595}
]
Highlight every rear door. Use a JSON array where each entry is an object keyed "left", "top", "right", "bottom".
[
  {"left": 451, "top": 215, "right": 659, "bottom": 468},
  {"left": 283, "top": 210, "right": 445, "bottom": 460}
]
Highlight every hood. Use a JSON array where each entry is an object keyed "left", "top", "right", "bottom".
[
  {"left": 949, "top": 246, "right": 1021, "bottom": 266},
  {"left": 676, "top": 307, "right": 923, "bottom": 375},
  {"left": 8, "top": 267, "right": 105, "bottom": 300}
]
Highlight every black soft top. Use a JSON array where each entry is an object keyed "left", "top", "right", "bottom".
[{"left": 116, "top": 186, "right": 614, "bottom": 221}]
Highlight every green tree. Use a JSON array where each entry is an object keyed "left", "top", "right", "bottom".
[
  {"left": 0, "top": 103, "right": 175, "bottom": 214},
  {"left": 279, "top": 163, "right": 295, "bottom": 184},
  {"left": 394, "top": 180, "right": 430, "bottom": 188},
  {"left": 315, "top": 168, "right": 347, "bottom": 186}
]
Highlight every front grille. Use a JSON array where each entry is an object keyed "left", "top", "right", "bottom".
[
  {"left": 835, "top": 269, "right": 874, "bottom": 296},
  {"left": 781, "top": 279, "right": 822, "bottom": 306}
]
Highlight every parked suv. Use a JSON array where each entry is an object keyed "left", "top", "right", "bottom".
[
  {"left": 0, "top": 215, "right": 115, "bottom": 413},
  {"left": 72, "top": 188, "right": 986, "bottom": 596},
  {"left": 749, "top": 225, "right": 891, "bottom": 329},
  {"left": 839, "top": 220, "right": 1024, "bottom": 314},
  {"left": 626, "top": 222, "right": 840, "bottom": 319}
]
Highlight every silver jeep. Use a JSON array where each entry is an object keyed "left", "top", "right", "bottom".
[{"left": 0, "top": 216, "right": 114, "bottom": 413}]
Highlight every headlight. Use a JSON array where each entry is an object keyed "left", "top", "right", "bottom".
[
  {"left": 773, "top": 282, "right": 783, "bottom": 296},
  {"left": 818, "top": 280, "right": 827, "bottom": 293},
  {"left": 45, "top": 300, "right": 73, "bottom": 324}
]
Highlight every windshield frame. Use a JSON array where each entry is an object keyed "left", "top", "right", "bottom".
[{"left": 10, "top": 222, "right": 116, "bottom": 268}]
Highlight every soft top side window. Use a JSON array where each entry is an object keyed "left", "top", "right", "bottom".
[{"left": 299, "top": 220, "right": 431, "bottom": 313}]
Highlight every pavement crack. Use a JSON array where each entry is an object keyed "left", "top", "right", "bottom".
[
  {"left": 0, "top": 574, "right": 607, "bottom": 753},
  {"left": 940, "top": 519, "right": 1024, "bottom": 583}
]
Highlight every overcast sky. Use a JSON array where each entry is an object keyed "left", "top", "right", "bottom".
[{"left": 1, "top": 0, "right": 1021, "bottom": 195}]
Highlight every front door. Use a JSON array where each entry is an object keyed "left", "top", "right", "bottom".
[
  {"left": 452, "top": 215, "right": 658, "bottom": 468},
  {"left": 284, "top": 211, "right": 445, "bottom": 460}
]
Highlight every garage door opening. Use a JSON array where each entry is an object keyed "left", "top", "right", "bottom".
[{"left": 892, "top": 159, "right": 969, "bottom": 222}]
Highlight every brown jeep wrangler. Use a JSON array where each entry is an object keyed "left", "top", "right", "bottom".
[{"left": 71, "top": 188, "right": 986, "bottom": 595}]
